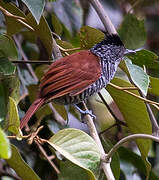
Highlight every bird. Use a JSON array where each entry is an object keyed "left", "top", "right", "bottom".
[{"left": 20, "top": 34, "right": 134, "bottom": 130}]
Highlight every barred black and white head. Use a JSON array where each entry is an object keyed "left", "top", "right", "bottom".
[{"left": 90, "top": 34, "right": 125, "bottom": 63}]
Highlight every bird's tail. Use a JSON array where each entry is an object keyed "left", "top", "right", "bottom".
[{"left": 20, "top": 98, "right": 45, "bottom": 130}]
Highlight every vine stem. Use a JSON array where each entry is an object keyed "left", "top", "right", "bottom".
[{"left": 106, "top": 134, "right": 159, "bottom": 162}]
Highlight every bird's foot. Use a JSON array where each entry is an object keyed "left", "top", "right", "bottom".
[{"left": 74, "top": 104, "right": 96, "bottom": 119}]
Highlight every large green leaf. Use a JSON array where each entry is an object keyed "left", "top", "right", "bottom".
[
  {"left": 106, "top": 78, "right": 152, "bottom": 174},
  {"left": 48, "top": 128, "right": 101, "bottom": 180},
  {"left": 118, "top": 14, "right": 146, "bottom": 49},
  {"left": 21, "top": 0, "right": 45, "bottom": 24},
  {"left": 0, "top": 35, "right": 18, "bottom": 60},
  {"left": 128, "top": 49, "right": 159, "bottom": 70},
  {"left": 79, "top": 26, "right": 105, "bottom": 49},
  {"left": 6, "top": 144, "right": 41, "bottom": 180},
  {"left": 0, "top": 127, "right": 11, "bottom": 159},
  {"left": 26, "top": 13, "right": 53, "bottom": 58},
  {"left": 125, "top": 58, "right": 150, "bottom": 96}
]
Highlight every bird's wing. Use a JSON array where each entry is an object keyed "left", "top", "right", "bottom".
[{"left": 39, "top": 50, "right": 101, "bottom": 100}]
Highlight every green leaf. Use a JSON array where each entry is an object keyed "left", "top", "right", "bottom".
[
  {"left": 0, "top": 58, "right": 16, "bottom": 76},
  {"left": 118, "top": 14, "right": 146, "bottom": 49},
  {"left": 0, "top": 35, "right": 18, "bottom": 60},
  {"left": 128, "top": 49, "right": 159, "bottom": 70},
  {"left": 21, "top": 0, "right": 45, "bottom": 24},
  {"left": 0, "top": 127, "right": 11, "bottom": 159},
  {"left": 125, "top": 58, "right": 150, "bottom": 96},
  {"left": 0, "top": 74, "right": 20, "bottom": 125},
  {"left": 106, "top": 78, "right": 152, "bottom": 174},
  {"left": 79, "top": 26, "right": 105, "bottom": 49},
  {"left": 26, "top": 14, "right": 53, "bottom": 58},
  {"left": 149, "top": 76, "right": 159, "bottom": 96},
  {"left": 48, "top": 128, "right": 101, "bottom": 180},
  {"left": 119, "top": 147, "right": 159, "bottom": 180},
  {"left": 6, "top": 144, "right": 41, "bottom": 180},
  {"left": 7, "top": 97, "right": 20, "bottom": 135},
  {"left": 58, "top": 160, "right": 90, "bottom": 180}
]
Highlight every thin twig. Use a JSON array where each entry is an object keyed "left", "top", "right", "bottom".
[
  {"left": 105, "top": 134, "right": 159, "bottom": 162},
  {"left": 82, "top": 102, "right": 115, "bottom": 180},
  {"left": 12, "top": 60, "right": 52, "bottom": 64},
  {"left": 57, "top": 45, "right": 81, "bottom": 52},
  {"left": 35, "top": 140, "right": 60, "bottom": 174}
]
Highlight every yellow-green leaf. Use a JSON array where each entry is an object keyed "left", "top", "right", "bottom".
[
  {"left": 0, "top": 127, "right": 11, "bottom": 159},
  {"left": 8, "top": 97, "right": 20, "bottom": 135}
]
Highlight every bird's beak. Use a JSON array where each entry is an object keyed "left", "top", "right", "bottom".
[{"left": 124, "top": 49, "right": 136, "bottom": 56}]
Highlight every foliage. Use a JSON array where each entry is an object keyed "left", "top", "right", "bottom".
[{"left": 0, "top": 0, "right": 159, "bottom": 179}]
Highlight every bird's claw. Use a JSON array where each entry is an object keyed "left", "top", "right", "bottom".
[
  {"left": 82, "top": 110, "right": 96, "bottom": 119},
  {"left": 74, "top": 104, "right": 96, "bottom": 120}
]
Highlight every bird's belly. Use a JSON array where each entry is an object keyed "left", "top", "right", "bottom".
[{"left": 53, "top": 76, "right": 107, "bottom": 105}]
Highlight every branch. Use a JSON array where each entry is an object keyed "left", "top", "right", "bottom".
[
  {"left": 88, "top": 0, "right": 117, "bottom": 34},
  {"left": 82, "top": 102, "right": 115, "bottom": 180},
  {"left": 106, "top": 134, "right": 159, "bottom": 162}
]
